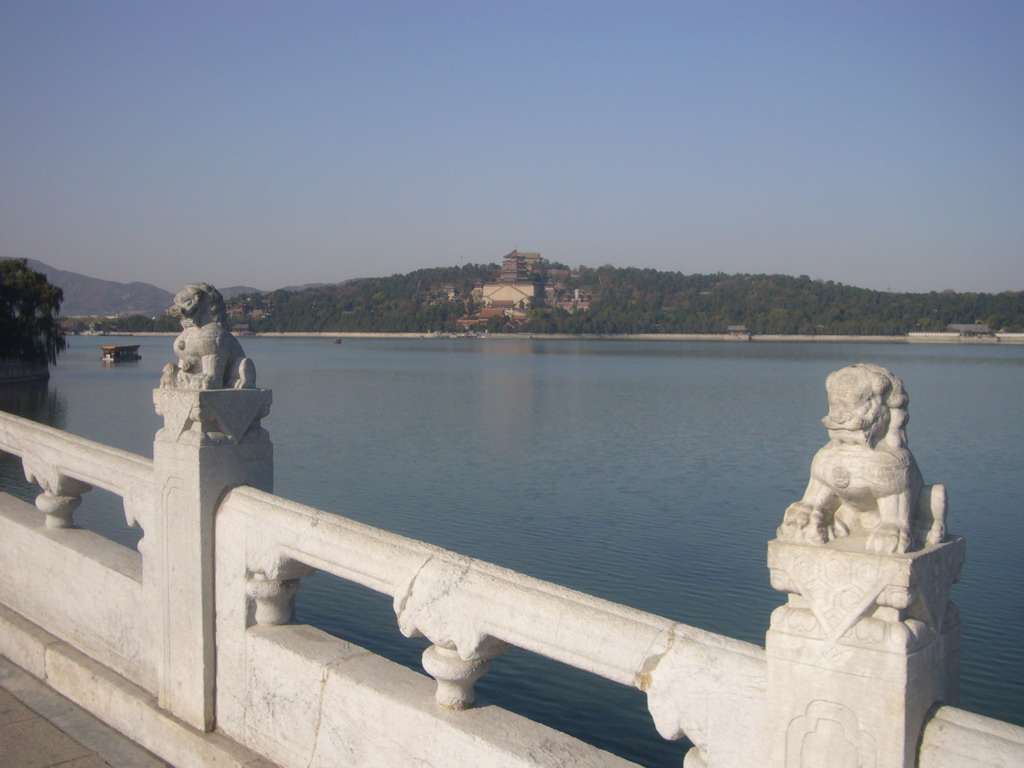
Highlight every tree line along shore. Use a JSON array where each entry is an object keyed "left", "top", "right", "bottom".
[
  {"left": 58, "top": 264, "right": 1024, "bottom": 337},
  {"left": 95, "top": 331, "right": 1023, "bottom": 344},
  {"left": 8, "top": 260, "right": 1020, "bottom": 389}
]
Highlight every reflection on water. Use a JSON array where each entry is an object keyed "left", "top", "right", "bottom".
[
  {"left": 0, "top": 380, "right": 66, "bottom": 502},
  {"left": 0, "top": 352, "right": 146, "bottom": 549},
  {"left": 0, "top": 378, "right": 66, "bottom": 427}
]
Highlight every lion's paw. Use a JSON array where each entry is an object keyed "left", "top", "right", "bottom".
[
  {"left": 866, "top": 523, "right": 911, "bottom": 555},
  {"left": 777, "top": 502, "right": 828, "bottom": 545}
]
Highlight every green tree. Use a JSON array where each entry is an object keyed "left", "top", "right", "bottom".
[{"left": 0, "top": 259, "right": 67, "bottom": 364}]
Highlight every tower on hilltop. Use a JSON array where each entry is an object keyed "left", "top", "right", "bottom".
[
  {"left": 499, "top": 249, "right": 535, "bottom": 283},
  {"left": 480, "top": 249, "right": 543, "bottom": 311}
]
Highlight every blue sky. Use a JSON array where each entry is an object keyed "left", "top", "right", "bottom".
[{"left": 2, "top": 1, "right": 1021, "bottom": 293}]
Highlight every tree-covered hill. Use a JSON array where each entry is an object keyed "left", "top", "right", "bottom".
[
  {"left": 79, "top": 264, "right": 1024, "bottom": 336},
  {"left": 228, "top": 265, "right": 1022, "bottom": 336},
  {"left": 531, "top": 268, "right": 1024, "bottom": 335},
  {"left": 244, "top": 264, "right": 496, "bottom": 333}
]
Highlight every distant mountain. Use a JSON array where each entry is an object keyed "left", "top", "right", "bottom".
[
  {"left": 281, "top": 282, "right": 330, "bottom": 293},
  {"left": 220, "top": 282, "right": 329, "bottom": 300},
  {"left": 4, "top": 259, "right": 333, "bottom": 316},
  {"left": 16, "top": 259, "right": 175, "bottom": 318},
  {"left": 219, "top": 286, "right": 265, "bottom": 301}
]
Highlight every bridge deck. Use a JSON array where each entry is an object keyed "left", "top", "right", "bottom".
[{"left": 0, "top": 655, "right": 168, "bottom": 768}]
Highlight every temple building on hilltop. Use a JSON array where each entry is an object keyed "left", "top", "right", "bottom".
[
  {"left": 499, "top": 249, "right": 533, "bottom": 283},
  {"left": 481, "top": 249, "right": 542, "bottom": 310}
]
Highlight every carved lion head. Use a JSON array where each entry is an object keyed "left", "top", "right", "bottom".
[
  {"left": 821, "top": 363, "right": 908, "bottom": 449},
  {"left": 169, "top": 283, "right": 228, "bottom": 327}
]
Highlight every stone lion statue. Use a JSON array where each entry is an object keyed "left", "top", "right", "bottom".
[
  {"left": 160, "top": 282, "right": 256, "bottom": 390},
  {"left": 776, "top": 363, "right": 946, "bottom": 554}
]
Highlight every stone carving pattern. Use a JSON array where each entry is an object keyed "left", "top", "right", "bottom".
[
  {"left": 768, "top": 540, "right": 964, "bottom": 652},
  {"left": 786, "top": 700, "right": 876, "bottom": 768},
  {"left": 906, "top": 543, "right": 964, "bottom": 636},
  {"left": 777, "top": 364, "right": 946, "bottom": 554},
  {"left": 159, "top": 282, "right": 255, "bottom": 391},
  {"left": 154, "top": 388, "right": 272, "bottom": 445}
]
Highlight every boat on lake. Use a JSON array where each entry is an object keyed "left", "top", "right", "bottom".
[{"left": 100, "top": 344, "right": 141, "bottom": 362}]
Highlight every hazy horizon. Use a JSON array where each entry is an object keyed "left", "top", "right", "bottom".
[
  {"left": 13, "top": 254, "right": 1024, "bottom": 298},
  {"left": 2, "top": 2, "right": 1021, "bottom": 295}
]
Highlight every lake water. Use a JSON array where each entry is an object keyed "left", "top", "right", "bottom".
[{"left": 1, "top": 336, "right": 1022, "bottom": 766}]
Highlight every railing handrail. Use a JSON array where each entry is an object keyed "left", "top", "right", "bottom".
[
  {"left": 220, "top": 485, "right": 763, "bottom": 689},
  {"left": 0, "top": 410, "right": 153, "bottom": 496}
]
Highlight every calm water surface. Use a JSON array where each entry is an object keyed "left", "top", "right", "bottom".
[{"left": 2, "top": 336, "right": 1021, "bottom": 767}]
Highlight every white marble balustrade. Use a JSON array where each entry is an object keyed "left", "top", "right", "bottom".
[{"left": 1, "top": 363, "right": 1023, "bottom": 768}]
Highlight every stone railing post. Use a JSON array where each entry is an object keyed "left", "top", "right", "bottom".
[
  {"left": 151, "top": 387, "right": 272, "bottom": 730},
  {"left": 149, "top": 280, "right": 269, "bottom": 731},
  {"left": 766, "top": 537, "right": 964, "bottom": 768},
  {"left": 766, "top": 364, "right": 964, "bottom": 768}
]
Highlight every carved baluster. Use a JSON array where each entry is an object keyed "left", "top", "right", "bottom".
[
  {"left": 393, "top": 558, "right": 510, "bottom": 709},
  {"left": 22, "top": 458, "right": 92, "bottom": 529},
  {"left": 35, "top": 490, "right": 82, "bottom": 528},
  {"left": 247, "top": 574, "right": 300, "bottom": 625},
  {"left": 246, "top": 562, "right": 315, "bottom": 626},
  {"left": 421, "top": 637, "right": 509, "bottom": 710},
  {"left": 421, "top": 645, "right": 490, "bottom": 709}
]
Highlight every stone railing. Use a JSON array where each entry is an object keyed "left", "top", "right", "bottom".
[
  {"left": 1, "top": 379, "right": 1023, "bottom": 767},
  {"left": 0, "top": 413, "right": 156, "bottom": 690},
  {"left": 215, "top": 485, "right": 766, "bottom": 767}
]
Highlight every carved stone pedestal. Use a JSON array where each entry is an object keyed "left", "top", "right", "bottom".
[{"left": 766, "top": 536, "right": 964, "bottom": 768}]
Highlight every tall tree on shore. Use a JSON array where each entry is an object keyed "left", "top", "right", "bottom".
[{"left": 0, "top": 259, "right": 67, "bottom": 364}]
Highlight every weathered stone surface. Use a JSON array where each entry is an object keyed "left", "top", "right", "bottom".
[
  {"left": 235, "top": 624, "right": 640, "bottom": 767},
  {"left": 0, "top": 497, "right": 150, "bottom": 690},
  {"left": 0, "top": 654, "right": 168, "bottom": 768},
  {"left": 919, "top": 706, "right": 1024, "bottom": 768},
  {"left": 0, "top": 608, "right": 274, "bottom": 768},
  {"left": 643, "top": 626, "right": 766, "bottom": 768},
  {"left": 767, "top": 539, "right": 964, "bottom": 767}
]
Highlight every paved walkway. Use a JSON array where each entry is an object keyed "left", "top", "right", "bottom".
[{"left": 0, "top": 655, "right": 169, "bottom": 768}]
